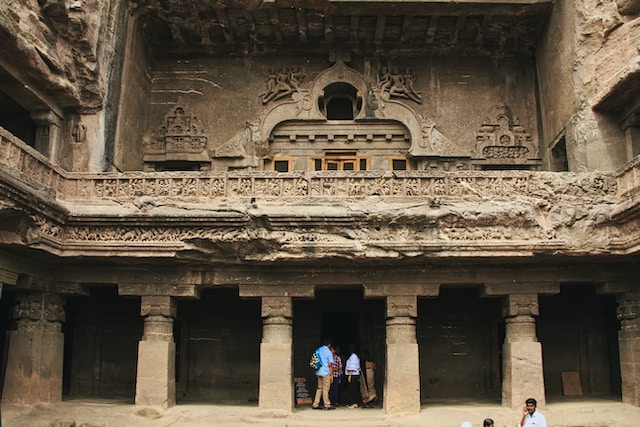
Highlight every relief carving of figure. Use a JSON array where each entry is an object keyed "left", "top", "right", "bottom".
[
  {"left": 261, "top": 67, "right": 306, "bottom": 104},
  {"left": 378, "top": 66, "right": 422, "bottom": 104}
]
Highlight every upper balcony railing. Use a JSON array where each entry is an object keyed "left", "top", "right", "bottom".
[{"left": 1, "top": 126, "right": 634, "bottom": 206}]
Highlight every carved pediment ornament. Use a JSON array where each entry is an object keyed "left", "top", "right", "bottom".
[
  {"left": 473, "top": 104, "right": 539, "bottom": 165},
  {"left": 144, "top": 105, "right": 210, "bottom": 163}
]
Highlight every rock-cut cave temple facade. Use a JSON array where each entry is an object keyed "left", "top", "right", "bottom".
[{"left": 1, "top": 0, "right": 640, "bottom": 414}]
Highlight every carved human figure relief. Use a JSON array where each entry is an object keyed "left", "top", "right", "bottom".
[
  {"left": 260, "top": 67, "right": 306, "bottom": 104},
  {"left": 377, "top": 66, "right": 422, "bottom": 104}
]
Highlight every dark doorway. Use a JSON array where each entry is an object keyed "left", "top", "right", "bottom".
[
  {"left": 418, "top": 287, "right": 502, "bottom": 402},
  {"left": 538, "top": 285, "right": 621, "bottom": 399},
  {"left": 175, "top": 288, "right": 261, "bottom": 404},
  {"left": 293, "top": 288, "right": 385, "bottom": 404},
  {"left": 322, "top": 311, "right": 359, "bottom": 354},
  {"left": 63, "top": 286, "right": 141, "bottom": 401}
]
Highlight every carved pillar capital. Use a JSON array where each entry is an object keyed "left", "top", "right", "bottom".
[
  {"left": 12, "top": 292, "right": 65, "bottom": 333},
  {"left": 140, "top": 296, "right": 175, "bottom": 342},
  {"left": 140, "top": 295, "right": 176, "bottom": 317},
  {"left": 386, "top": 295, "right": 417, "bottom": 344},
  {"left": 617, "top": 291, "right": 640, "bottom": 332},
  {"left": 503, "top": 294, "right": 538, "bottom": 343},
  {"left": 503, "top": 293, "right": 539, "bottom": 317},
  {"left": 262, "top": 296, "right": 292, "bottom": 344}
]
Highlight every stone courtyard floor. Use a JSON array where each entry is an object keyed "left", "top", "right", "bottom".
[{"left": 3, "top": 397, "right": 640, "bottom": 427}]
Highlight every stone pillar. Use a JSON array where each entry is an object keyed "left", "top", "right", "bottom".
[
  {"left": 2, "top": 292, "right": 65, "bottom": 403},
  {"left": 385, "top": 295, "right": 421, "bottom": 415},
  {"left": 31, "top": 110, "right": 62, "bottom": 160},
  {"left": 502, "top": 293, "right": 545, "bottom": 409},
  {"left": 617, "top": 291, "right": 640, "bottom": 406},
  {"left": 258, "top": 296, "right": 294, "bottom": 411},
  {"left": 135, "top": 295, "right": 176, "bottom": 408}
]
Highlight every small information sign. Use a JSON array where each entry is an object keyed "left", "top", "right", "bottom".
[{"left": 294, "top": 377, "right": 312, "bottom": 405}]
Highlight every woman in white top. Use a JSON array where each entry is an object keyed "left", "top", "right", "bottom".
[{"left": 344, "top": 345, "right": 361, "bottom": 408}]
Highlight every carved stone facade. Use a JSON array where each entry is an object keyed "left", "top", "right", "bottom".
[{"left": 1, "top": 0, "right": 640, "bottom": 424}]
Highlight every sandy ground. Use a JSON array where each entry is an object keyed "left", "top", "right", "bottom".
[{"left": 3, "top": 397, "right": 640, "bottom": 427}]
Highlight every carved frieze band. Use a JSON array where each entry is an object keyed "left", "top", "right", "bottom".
[{"left": 59, "top": 172, "right": 616, "bottom": 201}]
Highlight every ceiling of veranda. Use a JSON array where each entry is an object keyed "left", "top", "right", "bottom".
[{"left": 131, "top": 0, "right": 552, "bottom": 58}]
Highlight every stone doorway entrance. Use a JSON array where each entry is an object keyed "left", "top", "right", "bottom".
[
  {"left": 538, "top": 285, "right": 621, "bottom": 400},
  {"left": 293, "top": 287, "right": 386, "bottom": 405},
  {"left": 418, "top": 287, "right": 503, "bottom": 403}
]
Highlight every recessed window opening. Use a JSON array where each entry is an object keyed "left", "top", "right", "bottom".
[
  {"left": 320, "top": 82, "right": 361, "bottom": 120},
  {"left": 312, "top": 150, "right": 369, "bottom": 171},
  {"left": 327, "top": 98, "right": 353, "bottom": 120},
  {"left": 273, "top": 159, "right": 290, "bottom": 172},
  {"left": 391, "top": 158, "right": 408, "bottom": 170}
]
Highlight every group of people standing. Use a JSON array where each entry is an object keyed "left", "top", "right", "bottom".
[{"left": 312, "top": 339, "right": 378, "bottom": 410}]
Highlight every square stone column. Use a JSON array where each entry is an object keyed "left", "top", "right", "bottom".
[
  {"left": 502, "top": 294, "right": 545, "bottom": 409},
  {"left": 2, "top": 292, "right": 65, "bottom": 404},
  {"left": 30, "top": 110, "right": 62, "bottom": 161},
  {"left": 135, "top": 296, "right": 176, "bottom": 408},
  {"left": 617, "top": 291, "right": 640, "bottom": 406},
  {"left": 258, "top": 296, "right": 293, "bottom": 412},
  {"left": 385, "top": 295, "right": 421, "bottom": 415}
]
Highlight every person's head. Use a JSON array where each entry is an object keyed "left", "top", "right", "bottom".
[
  {"left": 525, "top": 398, "right": 537, "bottom": 414},
  {"left": 483, "top": 418, "right": 494, "bottom": 427},
  {"left": 323, "top": 338, "right": 332, "bottom": 348},
  {"left": 348, "top": 344, "right": 357, "bottom": 354}
]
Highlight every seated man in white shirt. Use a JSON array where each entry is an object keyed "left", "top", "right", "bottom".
[{"left": 518, "top": 397, "right": 547, "bottom": 427}]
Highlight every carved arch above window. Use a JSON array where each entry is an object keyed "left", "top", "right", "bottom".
[{"left": 257, "top": 60, "right": 465, "bottom": 160}]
